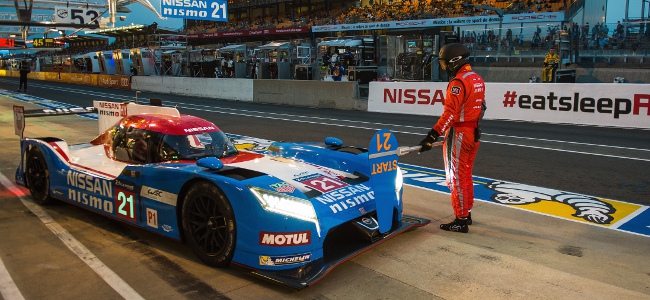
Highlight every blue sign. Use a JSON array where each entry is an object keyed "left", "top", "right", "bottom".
[
  {"left": 368, "top": 129, "right": 400, "bottom": 233},
  {"left": 161, "top": 0, "right": 228, "bottom": 22}
]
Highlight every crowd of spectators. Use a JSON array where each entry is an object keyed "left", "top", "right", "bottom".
[
  {"left": 186, "top": 0, "right": 569, "bottom": 34},
  {"left": 577, "top": 21, "right": 648, "bottom": 53}
]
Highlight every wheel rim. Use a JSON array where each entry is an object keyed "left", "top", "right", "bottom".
[
  {"left": 27, "top": 155, "right": 47, "bottom": 195},
  {"left": 187, "top": 194, "right": 229, "bottom": 256}
]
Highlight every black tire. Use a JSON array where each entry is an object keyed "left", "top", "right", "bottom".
[
  {"left": 26, "top": 147, "right": 53, "bottom": 205},
  {"left": 182, "top": 181, "right": 236, "bottom": 267}
]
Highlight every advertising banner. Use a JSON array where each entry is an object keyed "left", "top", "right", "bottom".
[
  {"left": 161, "top": 0, "right": 228, "bottom": 22},
  {"left": 312, "top": 12, "right": 563, "bottom": 32},
  {"left": 176, "top": 27, "right": 309, "bottom": 39},
  {"left": 97, "top": 75, "right": 132, "bottom": 90},
  {"left": 368, "top": 82, "right": 650, "bottom": 129}
]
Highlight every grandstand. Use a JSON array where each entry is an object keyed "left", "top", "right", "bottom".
[{"left": 180, "top": 0, "right": 648, "bottom": 72}]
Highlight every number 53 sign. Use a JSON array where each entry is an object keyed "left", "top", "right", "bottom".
[{"left": 54, "top": 7, "right": 100, "bottom": 29}]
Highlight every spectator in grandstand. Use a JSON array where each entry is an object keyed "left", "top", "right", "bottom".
[
  {"left": 599, "top": 36, "right": 610, "bottom": 49},
  {"left": 18, "top": 60, "right": 30, "bottom": 92},
  {"left": 632, "top": 34, "right": 644, "bottom": 54},
  {"left": 541, "top": 47, "right": 559, "bottom": 83},
  {"left": 592, "top": 23, "right": 600, "bottom": 39},
  {"left": 616, "top": 21, "right": 624, "bottom": 36},
  {"left": 418, "top": 43, "right": 485, "bottom": 234},
  {"left": 530, "top": 34, "right": 542, "bottom": 50}
]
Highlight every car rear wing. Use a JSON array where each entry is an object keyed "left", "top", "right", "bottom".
[
  {"left": 13, "top": 105, "right": 97, "bottom": 140},
  {"left": 13, "top": 99, "right": 181, "bottom": 140}
]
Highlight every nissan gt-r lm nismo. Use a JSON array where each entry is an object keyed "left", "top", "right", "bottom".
[{"left": 13, "top": 100, "right": 430, "bottom": 289}]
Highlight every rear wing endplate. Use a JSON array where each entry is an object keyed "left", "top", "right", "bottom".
[{"left": 13, "top": 105, "right": 97, "bottom": 140}]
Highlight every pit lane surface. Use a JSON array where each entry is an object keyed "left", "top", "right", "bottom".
[{"left": 0, "top": 79, "right": 649, "bottom": 299}]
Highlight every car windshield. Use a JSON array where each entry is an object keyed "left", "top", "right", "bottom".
[{"left": 160, "top": 131, "right": 238, "bottom": 160}]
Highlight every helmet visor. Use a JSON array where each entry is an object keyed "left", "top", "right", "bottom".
[{"left": 439, "top": 59, "right": 447, "bottom": 70}]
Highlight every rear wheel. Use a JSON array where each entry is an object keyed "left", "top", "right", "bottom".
[
  {"left": 26, "top": 147, "right": 53, "bottom": 205},
  {"left": 182, "top": 182, "right": 236, "bottom": 267}
]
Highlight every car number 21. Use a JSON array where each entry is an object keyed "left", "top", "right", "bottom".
[
  {"left": 302, "top": 176, "right": 347, "bottom": 193},
  {"left": 116, "top": 189, "right": 137, "bottom": 222}
]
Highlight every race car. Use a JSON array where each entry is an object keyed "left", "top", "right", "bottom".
[{"left": 13, "top": 100, "right": 430, "bottom": 289}]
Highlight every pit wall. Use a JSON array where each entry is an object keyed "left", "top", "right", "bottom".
[{"left": 0, "top": 70, "right": 132, "bottom": 89}]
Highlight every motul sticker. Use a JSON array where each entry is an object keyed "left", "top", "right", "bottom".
[{"left": 259, "top": 231, "right": 310, "bottom": 246}]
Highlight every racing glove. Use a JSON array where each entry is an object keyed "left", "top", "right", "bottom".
[{"left": 419, "top": 129, "right": 439, "bottom": 153}]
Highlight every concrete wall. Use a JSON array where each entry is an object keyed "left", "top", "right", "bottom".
[
  {"left": 132, "top": 76, "right": 254, "bottom": 102},
  {"left": 252, "top": 79, "right": 367, "bottom": 110}
]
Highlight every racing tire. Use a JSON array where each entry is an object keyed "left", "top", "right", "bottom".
[
  {"left": 26, "top": 147, "right": 54, "bottom": 205},
  {"left": 182, "top": 182, "right": 236, "bottom": 267}
]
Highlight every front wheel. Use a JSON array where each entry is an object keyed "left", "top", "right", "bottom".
[
  {"left": 182, "top": 182, "right": 236, "bottom": 267},
  {"left": 26, "top": 147, "right": 53, "bottom": 205}
]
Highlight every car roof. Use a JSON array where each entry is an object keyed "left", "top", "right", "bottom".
[{"left": 119, "top": 114, "right": 220, "bottom": 135}]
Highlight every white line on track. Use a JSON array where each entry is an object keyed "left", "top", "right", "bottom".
[
  {"left": 608, "top": 206, "right": 649, "bottom": 230},
  {"left": 0, "top": 252, "right": 24, "bottom": 300},
  {"left": 0, "top": 172, "right": 145, "bottom": 300}
]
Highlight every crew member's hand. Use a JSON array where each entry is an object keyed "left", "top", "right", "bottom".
[{"left": 419, "top": 129, "right": 440, "bottom": 153}]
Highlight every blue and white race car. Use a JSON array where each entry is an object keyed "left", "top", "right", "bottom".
[{"left": 13, "top": 100, "right": 430, "bottom": 289}]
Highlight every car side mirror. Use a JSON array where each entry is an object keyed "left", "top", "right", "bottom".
[{"left": 197, "top": 157, "right": 224, "bottom": 170}]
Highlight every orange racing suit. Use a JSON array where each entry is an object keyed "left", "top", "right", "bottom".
[{"left": 432, "top": 64, "right": 486, "bottom": 218}]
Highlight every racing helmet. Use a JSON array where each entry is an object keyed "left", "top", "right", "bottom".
[{"left": 439, "top": 43, "right": 470, "bottom": 77}]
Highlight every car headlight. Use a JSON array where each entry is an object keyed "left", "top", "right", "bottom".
[{"left": 249, "top": 186, "right": 321, "bottom": 236}]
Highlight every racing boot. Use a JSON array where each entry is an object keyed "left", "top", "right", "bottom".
[
  {"left": 440, "top": 218, "right": 469, "bottom": 233},
  {"left": 467, "top": 212, "right": 472, "bottom": 225}
]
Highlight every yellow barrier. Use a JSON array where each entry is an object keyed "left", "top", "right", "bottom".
[{"left": 1, "top": 71, "right": 131, "bottom": 90}]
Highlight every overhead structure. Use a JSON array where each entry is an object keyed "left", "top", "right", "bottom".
[{"left": 0, "top": 0, "right": 167, "bottom": 42}]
